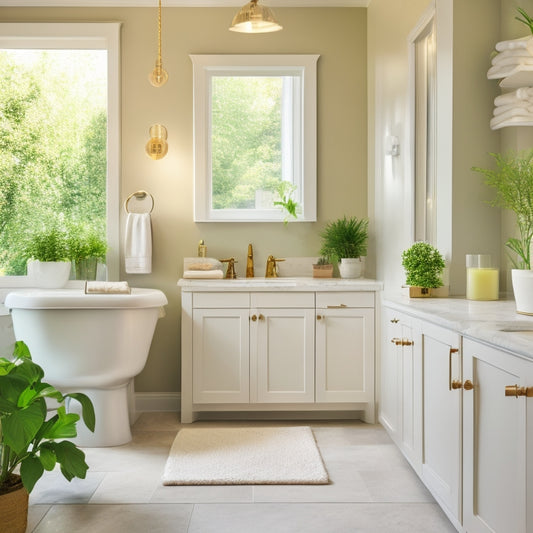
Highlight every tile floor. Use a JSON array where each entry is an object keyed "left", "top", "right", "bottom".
[{"left": 26, "top": 413, "right": 456, "bottom": 533}]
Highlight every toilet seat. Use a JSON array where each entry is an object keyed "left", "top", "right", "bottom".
[{"left": 5, "top": 288, "right": 167, "bottom": 310}]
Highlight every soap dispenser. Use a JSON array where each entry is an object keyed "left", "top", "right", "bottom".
[{"left": 198, "top": 240, "right": 207, "bottom": 257}]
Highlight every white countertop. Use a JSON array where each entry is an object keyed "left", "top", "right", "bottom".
[
  {"left": 178, "top": 277, "right": 383, "bottom": 292},
  {"left": 382, "top": 292, "right": 533, "bottom": 360}
]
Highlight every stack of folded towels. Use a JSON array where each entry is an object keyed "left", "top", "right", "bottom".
[
  {"left": 183, "top": 258, "right": 224, "bottom": 279},
  {"left": 488, "top": 36, "right": 533, "bottom": 80},
  {"left": 490, "top": 87, "right": 533, "bottom": 129}
]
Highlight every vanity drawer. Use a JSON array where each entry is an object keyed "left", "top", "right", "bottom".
[
  {"left": 193, "top": 292, "right": 250, "bottom": 308},
  {"left": 251, "top": 292, "right": 314, "bottom": 308},
  {"left": 316, "top": 291, "right": 374, "bottom": 309}
]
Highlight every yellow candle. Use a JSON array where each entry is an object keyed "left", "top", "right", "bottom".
[{"left": 466, "top": 268, "right": 499, "bottom": 300}]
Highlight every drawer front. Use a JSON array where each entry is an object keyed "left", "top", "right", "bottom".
[
  {"left": 251, "top": 292, "right": 314, "bottom": 308},
  {"left": 193, "top": 292, "right": 250, "bottom": 308},
  {"left": 316, "top": 291, "right": 374, "bottom": 309}
]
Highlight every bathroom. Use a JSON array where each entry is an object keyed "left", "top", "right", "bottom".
[{"left": 1, "top": 0, "right": 532, "bottom": 531}]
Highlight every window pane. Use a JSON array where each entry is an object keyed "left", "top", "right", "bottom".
[
  {"left": 211, "top": 76, "right": 285, "bottom": 211},
  {"left": 0, "top": 49, "right": 107, "bottom": 276}
]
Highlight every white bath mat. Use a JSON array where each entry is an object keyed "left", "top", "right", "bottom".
[{"left": 162, "top": 426, "right": 329, "bottom": 485}]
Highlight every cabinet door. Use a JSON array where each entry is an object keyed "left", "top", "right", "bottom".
[
  {"left": 252, "top": 308, "right": 315, "bottom": 403},
  {"left": 192, "top": 308, "right": 249, "bottom": 404},
  {"left": 316, "top": 307, "right": 374, "bottom": 403},
  {"left": 420, "top": 321, "right": 461, "bottom": 529},
  {"left": 463, "top": 338, "right": 532, "bottom": 533}
]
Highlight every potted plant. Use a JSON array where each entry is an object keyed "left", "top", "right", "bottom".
[
  {"left": 319, "top": 216, "right": 368, "bottom": 278},
  {"left": 312, "top": 256, "right": 334, "bottom": 278},
  {"left": 472, "top": 149, "right": 533, "bottom": 314},
  {"left": 25, "top": 227, "right": 71, "bottom": 288},
  {"left": 0, "top": 341, "right": 95, "bottom": 533},
  {"left": 402, "top": 242, "right": 446, "bottom": 298},
  {"left": 66, "top": 224, "right": 108, "bottom": 280}
]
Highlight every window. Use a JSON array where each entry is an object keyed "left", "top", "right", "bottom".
[
  {"left": 0, "top": 23, "right": 120, "bottom": 286},
  {"left": 191, "top": 54, "right": 319, "bottom": 222}
]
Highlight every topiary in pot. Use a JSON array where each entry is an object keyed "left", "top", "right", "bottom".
[
  {"left": 402, "top": 242, "right": 445, "bottom": 297},
  {"left": 0, "top": 341, "right": 95, "bottom": 533}
]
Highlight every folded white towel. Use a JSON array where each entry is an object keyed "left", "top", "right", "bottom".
[
  {"left": 494, "top": 87, "right": 533, "bottom": 106},
  {"left": 494, "top": 102, "right": 533, "bottom": 116},
  {"left": 490, "top": 107, "right": 533, "bottom": 129},
  {"left": 488, "top": 61, "right": 533, "bottom": 79},
  {"left": 125, "top": 212, "right": 152, "bottom": 274},
  {"left": 492, "top": 48, "right": 533, "bottom": 65},
  {"left": 490, "top": 116, "right": 533, "bottom": 130},
  {"left": 495, "top": 36, "right": 533, "bottom": 52},
  {"left": 183, "top": 269, "right": 224, "bottom": 279},
  {"left": 85, "top": 281, "right": 131, "bottom": 294},
  {"left": 491, "top": 55, "right": 533, "bottom": 68}
]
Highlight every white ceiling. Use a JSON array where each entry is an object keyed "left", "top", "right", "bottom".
[{"left": 0, "top": 0, "right": 369, "bottom": 6}]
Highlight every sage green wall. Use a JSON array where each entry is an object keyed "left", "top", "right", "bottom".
[{"left": 0, "top": 7, "right": 367, "bottom": 394}]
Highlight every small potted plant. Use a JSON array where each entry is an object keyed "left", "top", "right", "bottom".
[
  {"left": 319, "top": 216, "right": 368, "bottom": 278},
  {"left": 67, "top": 223, "right": 108, "bottom": 280},
  {"left": 312, "top": 256, "right": 334, "bottom": 278},
  {"left": 402, "top": 242, "right": 446, "bottom": 297},
  {"left": 0, "top": 341, "right": 95, "bottom": 533},
  {"left": 25, "top": 227, "right": 71, "bottom": 288},
  {"left": 472, "top": 149, "right": 533, "bottom": 313}
]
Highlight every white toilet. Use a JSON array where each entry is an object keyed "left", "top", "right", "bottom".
[{"left": 5, "top": 288, "right": 168, "bottom": 447}]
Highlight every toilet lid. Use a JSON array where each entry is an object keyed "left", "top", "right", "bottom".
[{"left": 5, "top": 288, "right": 168, "bottom": 310}]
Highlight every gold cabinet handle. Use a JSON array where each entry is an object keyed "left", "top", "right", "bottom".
[
  {"left": 401, "top": 339, "right": 413, "bottom": 346},
  {"left": 251, "top": 314, "right": 257, "bottom": 322},
  {"left": 317, "top": 314, "right": 322, "bottom": 320},
  {"left": 505, "top": 385, "right": 533, "bottom": 398},
  {"left": 390, "top": 318, "right": 399, "bottom": 323},
  {"left": 463, "top": 380, "right": 474, "bottom": 391},
  {"left": 390, "top": 337, "right": 401, "bottom": 345},
  {"left": 258, "top": 313, "right": 265, "bottom": 321},
  {"left": 327, "top": 304, "right": 347, "bottom": 309},
  {"left": 390, "top": 337, "right": 412, "bottom": 346},
  {"left": 448, "top": 348, "right": 459, "bottom": 391},
  {"left": 451, "top": 379, "right": 474, "bottom": 391}
]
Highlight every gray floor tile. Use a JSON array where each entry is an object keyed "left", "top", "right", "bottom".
[
  {"left": 151, "top": 483, "right": 254, "bottom": 503},
  {"left": 29, "top": 471, "right": 105, "bottom": 504}
]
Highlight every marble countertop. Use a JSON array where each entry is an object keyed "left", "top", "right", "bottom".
[
  {"left": 382, "top": 292, "right": 533, "bottom": 360},
  {"left": 178, "top": 277, "right": 383, "bottom": 292}
]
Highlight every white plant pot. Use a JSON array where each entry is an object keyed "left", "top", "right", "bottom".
[
  {"left": 511, "top": 269, "right": 533, "bottom": 315},
  {"left": 28, "top": 260, "right": 71, "bottom": 288},
  {"left": 338, "top": 257, "right": 363, "bottom": 279}
]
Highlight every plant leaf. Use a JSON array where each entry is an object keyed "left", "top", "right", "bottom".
[
  {"left": 2, "top": 401, "right": 46, "bottom": 454},
  {"left": 51, "top": 441, "right": 89, "bottom": 481},
  {"left": 66, "top": 392, "right": 96, "bottom": 432},
  {"left": 20, "top": 455, "right": 44, "bottom": 494},
  {"left": 38, "top": 443, "right": 57, "bottom": 471},
  {"left": 44, "top": 406, "right": 80, "bottom": 440}
]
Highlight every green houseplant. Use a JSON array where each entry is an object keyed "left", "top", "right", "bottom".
[
  {"left": 402, "top": 242, "right": 445, "bottom": 297},
  {"left": 472, "top": 149, "right": 533, "bottom": 313},
  {"left": 320, "top": 216, "right": 368, "bottom": 278},
  {"left": 66, "top": 224, "right": 108, "bottom": 280},
  {"left": 0, "top": 341, "right": 95, "bottom": 533},
  {"left": 25, "top": 227, "right": 71, "bottom": 288}
]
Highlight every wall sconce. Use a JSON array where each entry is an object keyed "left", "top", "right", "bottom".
[
  {"left": 145, "top": 124, "right": 168, "bottom": 160},
  {"left": 148, "top": 0, "right": 168, "bottom": 87},
  {"left": 229, "top": 0, "right": 282, "bottom": 33},
  {"left": 385, "top": 135, "right": 400, "bottom": 157}
]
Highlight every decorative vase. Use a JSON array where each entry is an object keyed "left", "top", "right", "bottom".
[
  {"left": 511, "top": 269, "right": 533, "bottom": 315},
  {"left": 312, "top": 264, "right": 333, "bottom": 278},
  {"left": 75, "top": 257, "right": 98, "bottom": 280},
  {"left": 0, "top": 474, "right": 28, "bottom": 533},
  {"left": 27, "top": 260, "right": 71, "bottom": 288},
  {"left": 338, "top": 257, "right": 363, "bottom": 279}
]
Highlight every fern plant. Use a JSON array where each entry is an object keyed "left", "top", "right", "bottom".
[
  {"left": 472, "top": 150, "right": 533, "bottom": 269},
  {"left": 515, "top": 7, "right": 533, "bottom": 34},
  {"left": 319, "top": 216, "right": 368, "bottom": 261}
]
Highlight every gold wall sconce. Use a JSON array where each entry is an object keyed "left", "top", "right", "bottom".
[
  {"left": 229, "top": 0, "right": 283, "bottom": 33},
  {"left": 149, "top": 0, "right": 168, "bottom": 87},
  {"left": 145, "top": 124, "right": 168, "bottom": 160}
]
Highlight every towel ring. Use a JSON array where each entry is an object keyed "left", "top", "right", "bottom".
[{"left": 124, "top": 190, "right": 155, "bottom": 214}]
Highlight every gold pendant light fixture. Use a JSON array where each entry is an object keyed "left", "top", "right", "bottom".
[
  {"left": 229, "top": 0, "right": 283, "bottom": 34},
  {"left": 149, "top": 0, "right": 168, "bottom": 87}
]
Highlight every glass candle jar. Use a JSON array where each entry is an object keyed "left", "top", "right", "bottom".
[{"left": 466, "top": 254, "right": 499, "bottom": 301}]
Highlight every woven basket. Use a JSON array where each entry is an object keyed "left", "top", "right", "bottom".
[{"left": 0, "top": 474, "right": 29, "bottom": 533}]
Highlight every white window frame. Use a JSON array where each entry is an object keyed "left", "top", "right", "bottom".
[
  {"left": 0, "top": 22, "right": 121, "bottom": 287},
  {"left": 191, "top": 54, "right": 318, "bottom": 223}
]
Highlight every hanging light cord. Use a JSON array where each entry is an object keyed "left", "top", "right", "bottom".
[{"left": 157, "top": 0, "right": 162, "bottom": 69}]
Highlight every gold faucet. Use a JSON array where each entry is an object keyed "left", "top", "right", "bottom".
[
  {"left": 246, "top": 244, "right": 254, "bottom": 278},
  {"left": 265, "top": 255, "right": 285, "bottom": 278},
  {"left": 220, "top": 258, "right": 238, "bottom": 279}
]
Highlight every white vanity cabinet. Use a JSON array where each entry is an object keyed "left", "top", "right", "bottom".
[
  {"left": 180, "top": 279, "right": 379, "bottom": 423},
  {"left": 462, "top": 338, "right": 533, "bottom": 533}
]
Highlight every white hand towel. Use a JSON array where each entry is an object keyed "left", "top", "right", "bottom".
[
  {"left": 490, "top": 107, "right": 533, "bottom": 129},
  {"left": 125, "top": 212, "right": 152, "bottom": 274},
  {"left": 488, "top": 61, "right": 533, "bottom": 79},
  {"left": 494, "top": 88, "right": 533, "bottom": 106},
  {"left": 183, "top": 269, "right": 224, "bottom": 279},
  {"left": 494, "top": 102, "right": 533, "bottom": 116},
  {"left": 495, "top": 36, "right": 533, "bottom": 52}
]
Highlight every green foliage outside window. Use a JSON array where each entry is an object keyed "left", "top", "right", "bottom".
[{"left": 0, "top": 50, "right": 107, "bottom": 275}]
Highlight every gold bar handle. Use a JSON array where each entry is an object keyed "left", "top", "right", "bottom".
[
  {"left": 327, "top": 304, "right": 347, "bottom": 309},
  {"left": 505, "top": 385, "right": 533, "bottom": 397},
  {"left": 449, "top": 348, "right": 459, "bottom": 391},
  {"left": 401, "top": 339, "right": 413, "bottom": 346},
  {"left": 390, "top": 337, "right": 402, "bottom": 345}
]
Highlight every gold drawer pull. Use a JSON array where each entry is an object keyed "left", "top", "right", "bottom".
[
  {"left": 451, "top": 379, "right": 474, "bottom": 390},
  {"left": 258, "top": 314, "right": 265, "bottom": 321},
  {"left": 251, "top": 314, "right": 257, "bottom": 321},
  {"left": 327, "top": 304, "right": 347, "bottom": 308},
  {"left": 400, "top": 339, "right": 413, "bottom": 346},
  {"left": 448, "top": 348, "right": 459, "bottom": 391},
  {"left": 390, "top": 318, "right": 399, "bottom": 323},
  {"left": 391, "top": 337, "right": 401, "bottom": 345},
  {"left": 317, "top": 315, "right": 322, "bottom": 320},
  {"left": 505, "top": 385, "right": 533, "bottom": 397}
]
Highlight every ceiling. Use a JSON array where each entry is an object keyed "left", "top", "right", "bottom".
[{"left": 0, "top": 0, "right": 369, "bottom": 6}]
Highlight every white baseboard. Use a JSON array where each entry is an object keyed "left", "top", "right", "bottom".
[{"left": 135, "top": 392, "right": 181, "bottom": 413}]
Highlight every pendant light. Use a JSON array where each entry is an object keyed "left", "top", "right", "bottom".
[
  {"left": 229, "top": 0, "right": 283, "bottom": 34},
  {"left": 149, "top": 0, "right": 168, "bottom": 87}
]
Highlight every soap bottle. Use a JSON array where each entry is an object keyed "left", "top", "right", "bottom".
[{"left": 198, "top": 240, "right": 207, "bottom": 257}]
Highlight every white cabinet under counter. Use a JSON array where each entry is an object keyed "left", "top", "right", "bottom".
[{"left": 179, "top": 277, "right": 381, "bottom": 424}]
